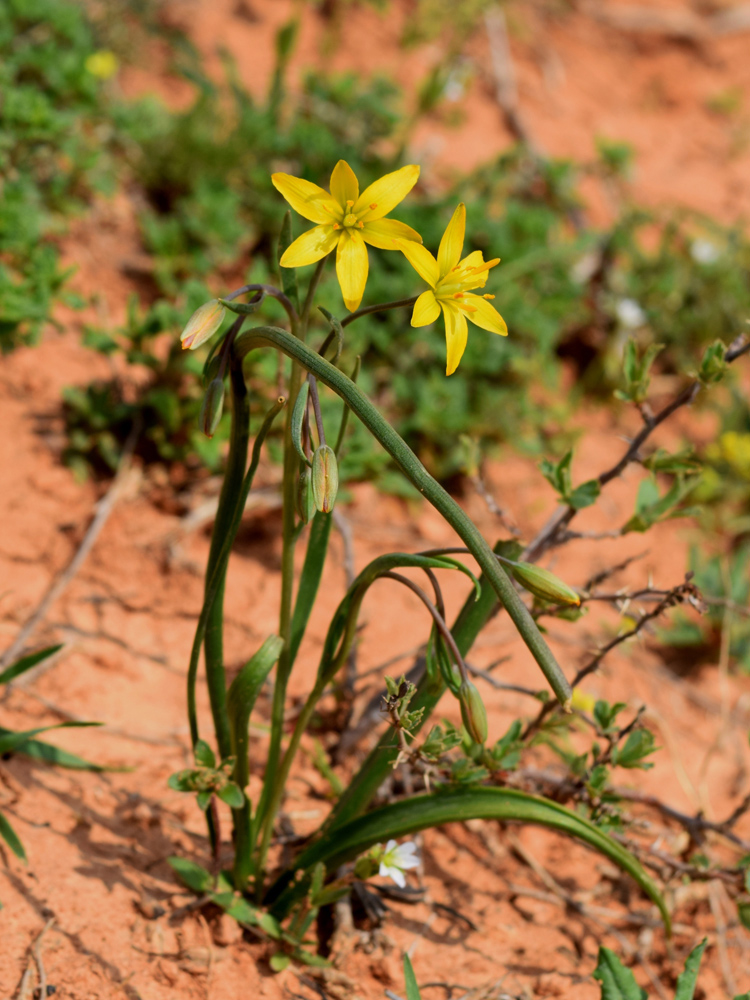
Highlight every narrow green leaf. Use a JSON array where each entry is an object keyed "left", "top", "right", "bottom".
[
  {"left": 0, "top": 645, "right": 63, "bottom": 686},
  {"left": 0, "top": 810, "right": 26, "bottom": 861},
  {"left": 227, "top": 635, "right": 284, "bottom": 791},
  {"left": 1, "top": 731, "right": 105, "bottom": 771},
  {"left": 675, "top": 938, "right": 707, "bottom": 1000},
  {"left": 593, "top": 947, "right": 647, "bottom": 1000},
  {"left": 277, "top": 211, "right": 300, "bottom": 311},
  {"left": 168, "top": 856, "right": 213, "bottom": 894},
  {"left": 266, "top": 787, "right": 669, "bottom": 933},
  {"left": 403, "top": 954, "right": 421, "bottom": 1000},
  {"left": 0, "top": 722, "right": 101, "bottom": 756},
  {"left": 289, "top": 512, "right": 334, "bottom": 669},
  {"left": 291, "top": 379, "right": 311, "bottom": 467}
]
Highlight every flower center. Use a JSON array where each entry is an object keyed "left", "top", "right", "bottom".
[{"left": 343, "top": 213, "right": 358, "bottom": 228}]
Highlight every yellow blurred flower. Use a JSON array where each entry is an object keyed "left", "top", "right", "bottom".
[
  {"left": 570, "top": 688, "right": 596, "bottom": 714},
  {"left": 394, "top": 203, "right": 507, "bottom": 375},
  {"left": 272, "top": 160, "right": 422, "bottom": 312},
  {"left": 85, "top": 50, "right": 119, "bottom": 80}
]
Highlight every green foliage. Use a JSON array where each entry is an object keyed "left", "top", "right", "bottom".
[
  {"left": 540, "top": 449, "right": 600, "bottom": 510},
  {"left": 593, "top": 939, "right": 750, "bottom": 1000},
  {"left": 0, "top": 643, "right": 101, "bottom": 861},
  {"left": 0, "top": 0, "right": 118, "bottom": 350}
]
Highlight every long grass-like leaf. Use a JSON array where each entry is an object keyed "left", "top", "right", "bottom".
[
  {"left": 0, "top": 644, "right": 63, "bottom": 686},
  {"left": 0, "top": 722, "right": 100, "bottom": 756},
  {"left": 0, "top": 810, "right": 26, "bottom": 861},
  {"left": 289, "top": 512, "right": 333, "bottom": 668},
  {"left": 0, "top": 729, "right": 106, "bottom": 771},
  {"left": 266, "top": 786, "right": 669, "bottom": 934}
]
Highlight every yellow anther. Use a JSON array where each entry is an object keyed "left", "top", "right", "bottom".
[
  {"left": 346, "top": 200, "right": 355, "bottom": 208},
  {"left": 358, "top": 220, "right": 364, "bottom": 228},
  {"left": 332, "top": 223, "right": 340, "bottom": 230},
  {"left": 483, "top": 294, "right": 495, "bottom": 300},
  {"left": 453, "top": 292, "right": 464, "bottom": 298},
  {"left": 369, "top": 202, "right": 377, "bottom": 210}
]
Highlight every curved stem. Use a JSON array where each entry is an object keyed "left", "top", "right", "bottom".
[
  {"left": 186, "top": 392, "right": 286, "bottom": 750},
  {"left": 381, "top": 572, "right": 469, "bottom": 683},
  {"left": 224, "top": 283, "right": 299, "bottom": 326},
  {"left": 342, "top": 295, "right": 419, "bottom": 328},
  {"left": 233, "top": 325, "right": 571, "bottom": 708}
]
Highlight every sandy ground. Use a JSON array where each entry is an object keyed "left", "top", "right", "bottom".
[{"left": 4, "top": 2, "right": 750, "bottom": 997}]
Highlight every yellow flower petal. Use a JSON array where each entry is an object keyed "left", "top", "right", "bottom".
[
  {"left": 281, "top": 225, "right": 339, "bottom": 267},
  {"left": 354, "top": 164, "right": 420, "bottom": 222},
  {"left": 330, "top": 160, "right": 359, "bottom": 209},
  {"left": 462, "top": 294, "right": 508, "bottom": 335},
  {"left": 394, "top": 238, "right": 440, "bottom": 287},
  {"left": 441, "top": 301, "right": 469, "bottom": 376},
  {"left": 361, "top": 218, "right": 422, "bottom": 250},
  {"left": 411, "top": 290, "right": 440, "bottom": 327},
  {"left": 337, "top": 229, "right": 369, "bottom": 312},
  {"left": 437, "top": 203, "right": 466, "bottom": 275},
  {"left": 272, "top": 173, "right": 342, "bottom": 225}
]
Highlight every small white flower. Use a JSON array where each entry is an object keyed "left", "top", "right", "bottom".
[
  {"left": 691, "top": 238, "right": 721, "bottom": 265},
  {"left": 615, "top": 297, "right": 646, "bottom": 330},
  {"left": 378, "top": 839, "right": 420, "bottom": 889}
]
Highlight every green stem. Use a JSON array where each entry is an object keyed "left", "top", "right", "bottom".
[
  {"left": 253, "top": 258, "right": 328, "bottom": 879},
  {"left": 234, "top": 326, "right": 571, "bottom": 707},
  {"left": 186, "top": 393, "right": 285, "bottom": 751},
  {"left": 341, "top": 295, "right": 419, "bottom": 328},
  {"left": 325, "top": 546, "right": 500, "bottom": 832},
  {"left": 202, "top": 361, "right": 250, "bottom": 761}
]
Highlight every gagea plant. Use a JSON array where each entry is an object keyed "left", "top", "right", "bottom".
[{"left": 167, "top": 160, "right": 670, "bottom": 968}]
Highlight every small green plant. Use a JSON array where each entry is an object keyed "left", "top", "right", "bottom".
[
  {"left": 0, "top": 0, "right": 119, "bottom": 350},
  {"left": 594, "top": 939, "right": 750, "bottom": 999},
  {"left": 0, "top": 645, "right": 102, "bottom": 862}
]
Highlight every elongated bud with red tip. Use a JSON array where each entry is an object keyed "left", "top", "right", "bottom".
[
  {"left": 459, "top": 680, "right": 488, "bottom": 745},
  {"left": 508, "top": 562, "right": 580, "bottom": 607},
  {"left": 180, "top": 300, "right": 226, "bottom": 350},
  {"left": 311, "top": 445, "right": 338, "bottom": 513},
  {"left": 200, "top": 378, "right": 225, "bottom": 438},
  {"left": 296, "top": 466, "right": 316, "bottom": 524}
]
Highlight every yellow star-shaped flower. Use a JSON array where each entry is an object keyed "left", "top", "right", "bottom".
[
  {"left": 395, "top": 203, "right": 508, "bottom": 375},
  {"left": 272, "top": 160, "right": 422, "bottom": 312}
]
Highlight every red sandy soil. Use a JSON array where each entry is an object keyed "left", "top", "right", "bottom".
[{"left": 4, "top": 2, "right": 750, "bottom": 998}]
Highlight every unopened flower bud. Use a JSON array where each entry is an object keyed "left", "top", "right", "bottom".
[
  {"left": 311, "top": 445, "right": 338, "bottom": 514},
  {"left": 296, "top": 466, "right": 316, "bottom": 524},
  {"left": 180, "top": 300, "right": 226, "bottom": 350},
  {"left": 459, "top": 680, "right": 488, "bottom": 745},
  {"left": 508, "top": 562, "right": 580, "bottom": 607},
  {"left": 200, "top": 378, "right": 225, "bottom": 438}
]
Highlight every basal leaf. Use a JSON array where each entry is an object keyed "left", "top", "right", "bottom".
[
  {"left": 593, "top": 948, "right": 647, "bottom": 1000},
  {"left": 0, "top": 810, "right": 26, "bottom": 862},
  {"left": 168, "top": 856, "right": 213, "bottom": 894}
]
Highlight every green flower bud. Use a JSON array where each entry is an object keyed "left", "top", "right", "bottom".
[
  {"left": 180, "top": 300, "right": 226, "bottom": 350},
  {"left": 296, "top": 465, "right": 316, "bottom": 524},
  {"left": 311, "top": 445, "right": 338, "bottom": 514},
  {"left": 459, "top": 680, "right": 488, "bottom": 745},
  {"left": 200, "top": 377, "right": 225, "bottom": 438},
  {"left": 508, "top": 561, "right": 580, "bottom": 606}
]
